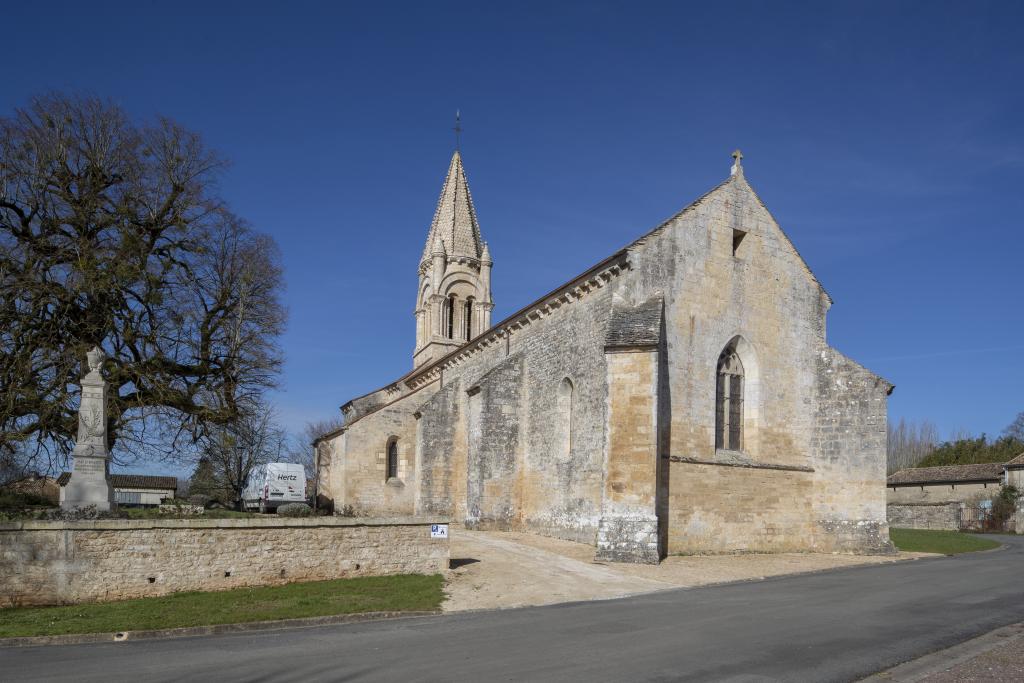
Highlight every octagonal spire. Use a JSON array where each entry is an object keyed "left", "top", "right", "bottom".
[{"left": 420, "top": 151, "right": 483, "bottom": 265}]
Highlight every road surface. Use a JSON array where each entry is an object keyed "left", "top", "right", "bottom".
[{"left": 7, "top": 535, "right": 1023, "bottom": 682}]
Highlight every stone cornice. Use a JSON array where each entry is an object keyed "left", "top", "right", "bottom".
[{"left": 667, "top": 455, "right": 815, "bottom": 473}]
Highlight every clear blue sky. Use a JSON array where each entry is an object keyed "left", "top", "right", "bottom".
[{"left": 5, "top": 2, "right": 1023, "bottom": 464}]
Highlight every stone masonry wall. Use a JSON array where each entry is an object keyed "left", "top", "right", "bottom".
[
  {"left": 596, "top": 349, "right": 660, "bottom": 562},
  {"left": 887, "top": 482, "right": 997, "bottom": 505},
  {"left": 810, "top": 348, "right": 894, "bottom": 553},
  {"left": 416, "top": 380, "right": 462, "bottom": 516},
  {"left": 886, "top": 503, "right": 960, "bottom": 531},
  {"left": 0, "top": 517, "right": 449, "bottom": 607},
  {"left": 465, "top": 354, "right": 524, "bottom": 528},
  {"left": 439, "top": 280, "right": 615, "bottom": 543},
  {"left": 336, "top": 393, "right": 432, "bottom": 515},
  {"left": 666, "top": 461, "right": 815, "bottom": 554}
]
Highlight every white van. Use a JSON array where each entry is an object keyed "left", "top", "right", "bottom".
[{"left": 243, "top": 463, "right": 306, "bottom": 512}]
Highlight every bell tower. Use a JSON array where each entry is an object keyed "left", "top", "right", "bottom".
[{"left": 413, "top": 150, "right": 493, "bottom": 368}]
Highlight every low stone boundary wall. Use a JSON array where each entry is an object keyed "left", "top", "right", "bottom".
[
  {"left": 0, "top": 516, "right": 449, "bottom": 607},
  {"left": 887, "top": 503, "right": 960, "bottom": 531}
]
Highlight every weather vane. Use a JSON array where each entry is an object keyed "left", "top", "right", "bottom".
[{"left": 454, "top": 110, "right": 463, "bottom": 151}]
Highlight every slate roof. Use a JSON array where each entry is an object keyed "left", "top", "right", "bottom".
[
  {"left": 605, "top": 296, "right": 663, "bottom": 348},
  {"left": 57, "top": 473, "right": 178, "bottom": 490},
  {"left": 420, "top": 151, "right": 484, "bottom": 265},
  {"left": 887, "top": 463, "right": 1005, "bottom": 486}
]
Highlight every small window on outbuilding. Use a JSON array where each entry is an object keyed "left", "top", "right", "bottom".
[
  {"left": 386, "top": 438, "right": 399, "bottom": 480},
  {"left": 732, "top": 229, "right": 747, "bottom": 258}
]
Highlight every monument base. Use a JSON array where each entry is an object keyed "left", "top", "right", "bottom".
[{"left": 61, "top": 449, "right": 115, "bottom": 512}]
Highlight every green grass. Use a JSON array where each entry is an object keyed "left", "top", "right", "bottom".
[
  {"left": 890, "top": 528, "right": 1002, "bottom": 554},
  {"left": 0, "top": 574, "right": 444, "bottom": 638}
]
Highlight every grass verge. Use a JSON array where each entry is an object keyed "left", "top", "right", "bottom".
[
  {"left": 0, "top": 574, "right": 444, "bottom": 638},
  {"left": 890, "top": 528, "right": 1001, "bottom": 554}
]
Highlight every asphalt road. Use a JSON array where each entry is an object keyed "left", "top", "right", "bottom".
[{"left": 6, "top": 535, "right": 1023, "bottom": 683}]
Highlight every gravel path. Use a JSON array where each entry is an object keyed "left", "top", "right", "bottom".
[{"left": 445, "top": 527, "right": 925, "bottom": 611}]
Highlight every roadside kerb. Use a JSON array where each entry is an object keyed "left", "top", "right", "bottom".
[
  {"left": 861, "top": 622, "right": 1024, "bottom": 682},
  {"left": 0, "top": 610, "right": 442, "bottom": 648}
]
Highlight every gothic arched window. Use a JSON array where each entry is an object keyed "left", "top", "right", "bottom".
[
  {"left": 715, "top": 347, "right": 744, "bottom": 451},
  {"left": 386, "top": 437, "right": 399, "bottom": 480},
  {"left": 464, "top": 297, "right": 474, "bottom": 340}
]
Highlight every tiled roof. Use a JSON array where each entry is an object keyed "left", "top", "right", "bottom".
[
  {"left": 1004, "top": 452, "right": 1024, "bottom": 468},
  {"left": 420, "top": 151, "right": 484, "bottom": 265},
  {"left": 887, "top": 463, "right": 1005, "bottom": 486},
  {"left": 58, "top": 473, "right": 178, "bottom": 490}
]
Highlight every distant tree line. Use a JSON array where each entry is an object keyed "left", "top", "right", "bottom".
[{"left": 888, "top": 411, "right": 1024, "bottom": 472}]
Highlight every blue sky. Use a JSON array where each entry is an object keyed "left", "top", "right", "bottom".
[{"left": 5, "top": 1, "right": 1023, "bottom": 470}]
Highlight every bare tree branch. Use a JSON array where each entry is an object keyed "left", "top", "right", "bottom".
[{"left": 0, "top": 93, "right": 285, "bottom": 471}]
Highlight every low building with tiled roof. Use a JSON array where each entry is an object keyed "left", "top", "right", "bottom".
[
  {"left": 58, "top": 472, "right": 177, "bottom": 507},
  {"left": 1006, "top": 452, "right": 1024, "bottom": 491},
  {"left": 887, "top": 463, "right": 1006, "bottom": 487},
  {"left": 886, "top": 457, "right": 1023, "bottom": 507}
]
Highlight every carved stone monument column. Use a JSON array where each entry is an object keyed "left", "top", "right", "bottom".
[{"left": 61, "top": 347, "right": 115, "bottom": 511}]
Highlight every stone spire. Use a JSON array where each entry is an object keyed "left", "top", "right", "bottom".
[
  {"left": 420, "top": 151, "right": 484, "bottom": 266},
  {"left": 414, "top": 150, "right": 493, "bottom": 369}
]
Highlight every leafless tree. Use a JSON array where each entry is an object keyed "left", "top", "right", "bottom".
[
  {"left": 1003, "top": 412, "right": 1024, "bottom": 442},
  {"left": 200, "top": 400, "right": 288, "bottom": 510},
  {"left": 887, "top": 418, "right": 939, "bottom": 473},
  {"left": 0, "top": 94, "right": 285, "bottom": 471},
  {"left": 287, "top": 417, "right": 344, "bottom": 510}
]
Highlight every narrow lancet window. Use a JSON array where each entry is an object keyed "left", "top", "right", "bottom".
[
  {"left": 464, "top": 298, "right": 474, "bottom": 340},
  {"left": 445, "top": 295, "right": 456, "bottom": 339},
  {"left": 386, "top": 438, "right": 399, "bottom": 480},
  {"left": 715, "top": 347, "right": 744, "bottom": 451}
]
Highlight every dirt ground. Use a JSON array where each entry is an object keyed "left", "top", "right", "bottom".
[{"left": 444, "top": 528, "right": 926, "bottom": 612}]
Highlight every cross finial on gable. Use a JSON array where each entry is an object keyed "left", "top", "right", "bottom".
[{"left": 730, "top": 149, "right": 743, "bottom": 177}]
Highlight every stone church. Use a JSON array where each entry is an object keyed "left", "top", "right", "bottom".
[{"left": 315, "top": 149, "right": 894, "bottom": 563}]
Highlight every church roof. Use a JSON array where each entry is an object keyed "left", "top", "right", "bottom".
[
  {"left": 421, "top": 151, "right": 483, "bottom": 265},
  {"left": 335, "top": 154, "right": 860, "bottom": 431}
]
